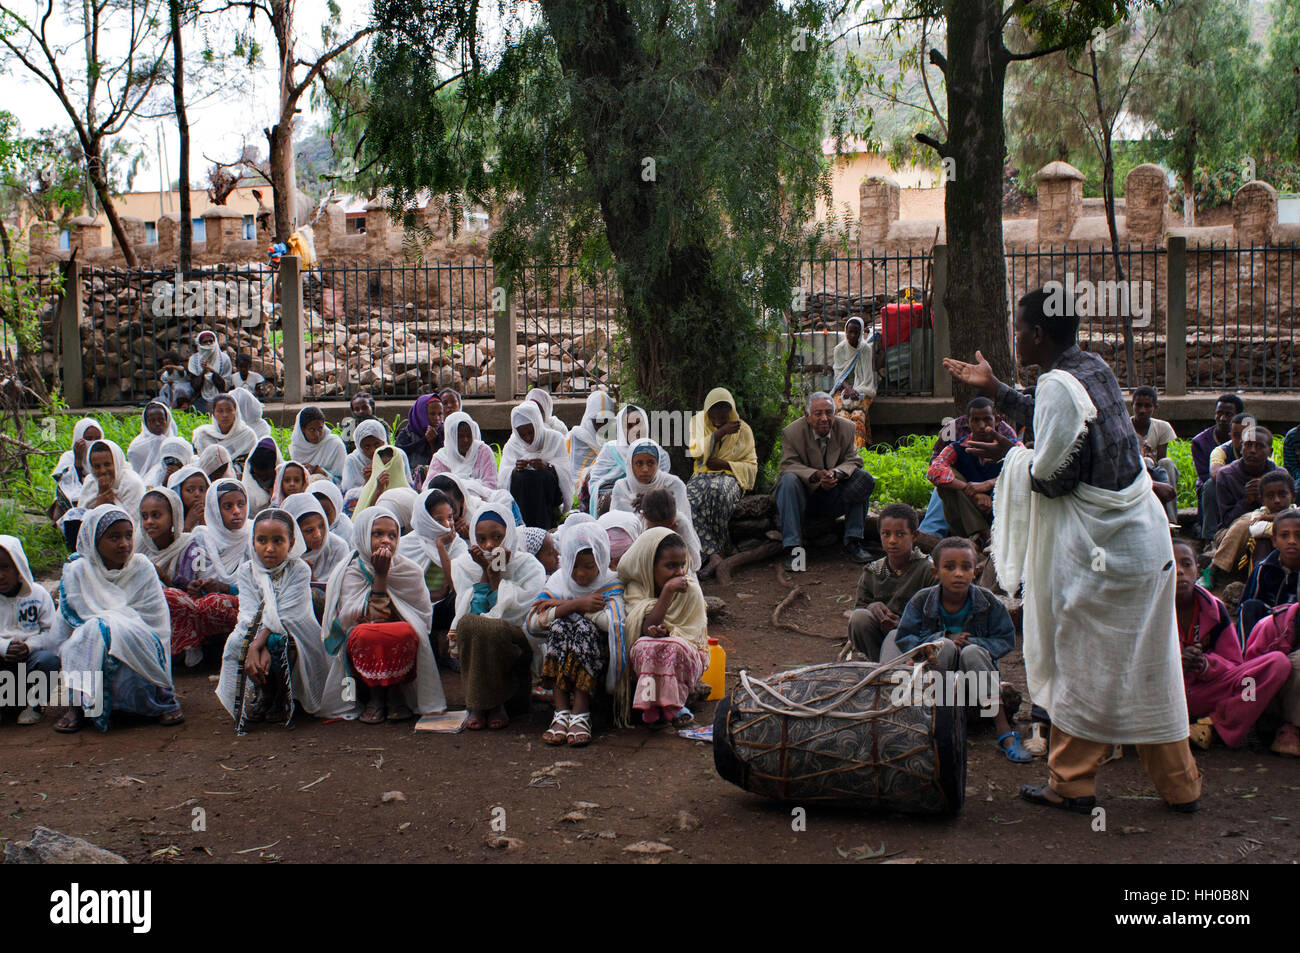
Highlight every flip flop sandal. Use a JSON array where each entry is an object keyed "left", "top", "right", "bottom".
[
  {"left": 359, "top": 705, "right": 386, "bottom": 725},
  {"left": 54, "top": 711, "right": 85, "bottom": 734},
  {"left": 1020, "top": 783, "right": 1096, "bottom": 815},
  {"left": 996, "top": 730, "right": 1033, "bottom": 763},
  {"left": 386, "top": 705, "right": 414, "bottom": 722},
  {"left": 159, "top": 709, "right": 185, "bottom": 727}
]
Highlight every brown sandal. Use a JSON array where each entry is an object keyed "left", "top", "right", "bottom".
[
  {"left": 54, "top": 709, "right": 85, "bottom": 733},
  {"left": 359, "top": 704, "right": 386, "bottom": 724},
  {"left": 159, "top": 708, "right": 185, "bottom": 727}
]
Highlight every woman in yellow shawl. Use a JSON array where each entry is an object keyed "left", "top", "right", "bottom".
[
  {"left": 618, "top": 527, "right": 708, "bottom": 727},
  {"left": 685, "top": 387, "right": 757, "bottom": 579}
]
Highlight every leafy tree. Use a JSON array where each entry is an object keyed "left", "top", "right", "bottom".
[
  {"left": 0, "top": 0, "right": 174, "bottom": 266},
  {"left": 363, "top": 0, "right": 846, "bottom": 459},
  {"left": 1256, "top": 0, "right": 1300, "bottom": 163},
  {"left": 1128, "top": 0, "right": 1258, "bottom": 225}
]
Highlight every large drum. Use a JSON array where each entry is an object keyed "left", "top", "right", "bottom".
[{"left": 713, "top": 650, "right": 966, "bottom": 815}]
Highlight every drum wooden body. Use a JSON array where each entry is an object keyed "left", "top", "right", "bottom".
[{"left": 713, "top": 658, "right": 966, "bottom": 815}]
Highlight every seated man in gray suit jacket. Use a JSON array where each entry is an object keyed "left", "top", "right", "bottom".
[{"left": 776, "top": 392, "right": 875, "bottom": 570}]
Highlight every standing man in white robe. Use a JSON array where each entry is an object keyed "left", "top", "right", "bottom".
[{"left": 945, "top": 288, "right": 1201, "bottom": 814}]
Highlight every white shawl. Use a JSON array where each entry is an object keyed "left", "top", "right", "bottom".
[
  {"left": 526, "top": 387, "right": 569, "bottom": 438},
  {"left": 310, "top": 480, "right": 354, "bottom": 546},
  {"left": 431, "top": 412, "right": 497, "bottom": 500},
  {"left": 190, "top": 479, "right": 251, "bottom": 585},
  {"left": 233, "top": 388, "right": 272, "bottom": 440},
  {"left": 192, "top": 401, "right": 259, "bottom": 463},
  {"left": 498, "top": 401, "right": 574, "bottom": 507},
  {"left": 318, "top": 507, "right": 446, "bottom": 717},
  {"left": 991, "top": 369, "right": 1187, "bottom": 745},
  {"left": 610, "top": 438, "right": 692, "bottom": 522},
  {"left": 831, "top": 317, "right": 877, "bottom": 397},
  {"left": 52, "top": 418, "right": 104, "bottom": 506},
  {"left": 568, "top": 390, "right": 616, "bottom": 486},
  {"left": 135, "top": 487, "right": 192, "bottom": 579},
  {"left": 241, "top": 440, "right": 284, "bottom": 516},
  {"left": 79, "top": 439, "right": 145, "bottom": 525},
  {"left": 57, "top": 505, "right": 174, "bottom": 714},
  {"left": 215, "top": 525, "right": 335, "bottom": 719},
  {"left": 270, "top": 460, "right": 310, "bottom": 506},
  {"left": 289, "top": 409, "right": 347, "bottom": 484},
  {"left": 449, "top": 501, "right": 548, "bottom": 635},
  {"left": 397, "top": 485, "right": 470, "bottom": 572},
  {"left": 586, "top": 403, "right": 650, "bottom": 512},
  {"left": 282, "top": 494, "right": 352, "bottom": 583},
  {"left": 147, "top": 436, "right": 196, "bottom": 487},
  {"left": 126, "top": 402, "right": 179, "bottom": 476}
]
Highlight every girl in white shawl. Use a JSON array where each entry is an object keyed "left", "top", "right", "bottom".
[
  {"left": 498, "top": 401, "right": 574, "bottom": 528},
  {"left": 167, "top": 465, "right": 210, "bottom": 532},
  {"left": 449, "top": 501, "right": 548, "bottom": 730},
  {"left": 126, "top": 401, "right": 179, "bottom": 476},
  {"left": 320, "top": 507, "right": 446, "bottom": 723},
  {"left": 167, "top": 479, "right": 249, "bottom": 665},
  {"left": 215, "top": 508, "right": 337, "bottom": 731},
  {"left": 830, "top": 316, "right": 880, "bottom": 448},
  {"left": 137, "top": 488, "right": 192, "bottom": 586},
  {"left": 611, "top": 438, "right": 693, "bottom": 527},
  {"left": 398, "top": 485, "right": 470, "bottom": 654},
  {"left": 51, "top": 417, "right": 104, "bottom": 515},
  {"left": 585, "top": 403, "right": 649, "bottom": 516},
  {"left": 53, "top": 505, "right": 182, "bottom": 733},
  {"left": 192, "top": 393, "right": 259, "bottom": 473},
  {"left": 270, "top": 460, "right": 311, "bottom": 506},
  {"left": 187, "top": 330, "right": 232, "bottom": 411},
  {"left": 526, "top": 521, "right": 626, "bottom": 745},
  {"left": 598, "top": 509, "right": 643, "bottom": 569},
  {"left": 310, "top": 480, "right": 354, "bottom": 546},
  {"left": 148, "top": 436, "right": 196, "bottom": 488},
  {"left": 290, "top": 406, "right": 347, "bottom": 485},
  {"left": 283, "top": 493, "right": 350, "bottom": 593},
  {"left": 232, "top": 387, "right": 272, "bottom": 441},
  {"left": 78, "top": 439, "right": 146, "bottom": 527},
  {"left": 343, "top": 419, "right": 404, "bottom": 494},
  {"left": 426, "top": 411, "right": 498, "bottom": 501},
  {"left": 568, "top": 390, "right": 616, "bottom": 497},
  {"left": 526, "top": 387, "right": 569, "bottom": 438},
  {"left": 241, "top": 437, "right": 284, "bottom": 516}
]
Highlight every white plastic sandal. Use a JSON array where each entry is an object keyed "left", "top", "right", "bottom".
[
  {"left": 543, "top": 710, "right": 571, "bottom": 746},
  {"left": 566, "top": 711, "right": 592, "bottom": 747}
]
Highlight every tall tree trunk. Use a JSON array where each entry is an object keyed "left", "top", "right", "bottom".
[
  {"left": 84, "top": 145, "right": 138, "bottom": 267},
  {"left": 267, "top": 121, "right": 293, "bottom": 243},
  {"left": 940, "top": 0, "right": 1014, "bottom": 407},
  {"left": 171, "top": 0, "right": 192, "bottom": 272}
]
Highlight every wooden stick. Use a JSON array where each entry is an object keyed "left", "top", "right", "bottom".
[
  {"left": 715, "top": 539, "right": 782, "bottom": 586},
  {"left": 771, "top": 583, "right": 842, "bottom": 642}
]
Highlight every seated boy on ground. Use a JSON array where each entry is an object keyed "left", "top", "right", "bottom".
[
  {"left": 157, "top": 351, "right": 194, "bottom": 411},
  {"left": 1204, "top": 470, "right": 1294, "bottom": 588},
  {"left": 1239, "top": 508, "right": 1300, "bottom": 644},
  {"left": 231, "top": 353, "right": 271, "bottom": 399},
  {"left": 925, "top": 397, "right": 1019, "bottom": 549},
  {"left": 846, "top": 502, "right": 931, "bottom": 661},
  {"left": 885, "top": 536, "right": 1031, "bottom": 763}
]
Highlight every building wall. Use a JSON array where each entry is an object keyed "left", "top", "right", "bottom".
[{"left": 816, "top": 151, "right": 945, "bottom": 225}]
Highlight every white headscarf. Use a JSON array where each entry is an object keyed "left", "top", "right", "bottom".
[
  {"left": 374, "top": 485, "right": 419, "bottom": 534},
  {"left": 126, "top": 401, "right": 179, "bottom": 476},
  {"left": 289, "top": 408, "right": 347, "bottom": 484},
  {"left": 342, "top": 418, "right": 398, "bottom": 492},
  {"left": 586, "top": 403, "right": 651, "bottom": 510},
  {"left": 241, "top": 438, "right": 284, "bottom": 516},
  {"left": 568, "top": 390, "right": 616, "bottom": 483},
  {"left": 52, "top": 417, "right": 104, "bottom": 505},
  {"left": 57, "top": 504, "right": 174, "bottom": 713},
  {"left": 79, "top": 438, "right": 145, "bottom": 523},
  {"left": 282, "top": 493, "right": 351, "bottom": 582},
  {"left": 309, "top": 480, "right": 354, "bottom": 545},
  {"left": 832, "top": 316, "right": 877, "bottom": 397},
  {"left": 318, "top": 507, "right": 446, "bottom": 717},
  {"left": 610, "top": 437, "right": 688, "bottom": 517},
  {"left": 166, "top": 464, "right": 211, "bottom": 511},
  {"left": 0, "top": 534, "right": 35, "bottom": 599},
  {"left": 197, "top": 444, "right": 234, "bottom": 480},
  {"left": 270, "top": 460, "right": 311, "bottom": 506},
  {"left": 191, "top": 479, "right": 251, "bottom": 584},
  {"left": 527, "top": 387, "right": 569, "bottom": 438},
  {"left": 136, "top": 487, "right": 192, "bottom": 579},
  {"left": 545, "top": 521, "right": 619, "bottom": 600},
  {"left": 449, "top": 501, "right": 548, "bottom": 633},
  {"left": 598, "top": 509, "right": 644, "bottom": 564},
  {"left": 147, "top": 436, "right": 196, "bottom": 487},
  {"left": 499, "top": 401, "right": 574, "bottom": 506},
  {"left": 398, "top": 485, "right": 470, "bottom": 571},
  {"left": 192, "top": 394, "right": 259, "bottom": 464},
  {"left": 232, "top": 388, "right": 272, "bottom": 440}
]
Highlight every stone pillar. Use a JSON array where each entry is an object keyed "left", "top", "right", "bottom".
[
  {"left": 1165, "top": 236, "right": 1187, "bottom": 396},
  {"left": 1124, "top": 163, "right": 1169, "bottom": 244},
  {"left": 58, "top": 259, "right": 84, "bottom": 409},
  {"left": 314, "top": 202, "right": 344, "bottom": 260},
  {"left": 1034, "top": 161, "right": 1085, "bottom": 242},
  {"left": 70, "top": 215, "right": 103, "bottom": 252},
  {"left": 1233, "top": 180, "right": 1278, "bottom": 245},
  {"left": 857, "top": 175, "right": 900, "bottom": 251},
  {"left": 202, "top": 205, "right": 245, "bottom": 259},
  {"left": 156, "top": 213, "right": 180, "bottom": 262},
  {"left": 365, "top": 196, "right": 392, "bottom": 258},
  {"left": 111, "top": 215, "right": 146, "bottom": 255},
  {"left": 281, "top": 255, "right": 305, "bottom": 403}
]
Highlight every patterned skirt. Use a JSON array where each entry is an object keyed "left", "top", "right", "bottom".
[
  {"left": 685, "top": 472, "right": 743, "bottom": 560},
  {"left": 346, "top": 622, "right": 419, "bottom": 687},
  {"left": 834, "top": 392, "right": 872, "bottom": 448},
  {"left": 541, "top": 613, "right": 609, "bottom": 695},
  {"left": 629, "top": 635, "right": 707, "bottom": 717},
  {"left": 165, "top": 588, "right": 240, "bottom": 654}
]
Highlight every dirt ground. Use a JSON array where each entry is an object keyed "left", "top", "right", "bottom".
[{"left": 2, "top": 544, "right": 1297, "bottom": 865}]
